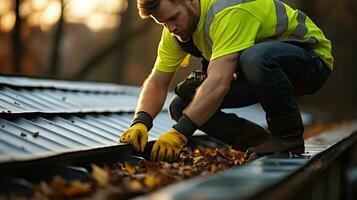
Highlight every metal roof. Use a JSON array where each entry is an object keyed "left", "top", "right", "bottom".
[
  {"left": 0, "top": 76, "right": 177, "bottom": 163},
  {"left": 0, "top": 75, "right": 312, "bottom": 164},
  {"left": 0, "top": 86, "right": 140, "bottom": 113},
  {"left": 0, "top": 112, "right": 175, "bottom": 163},
  {"left": 0, "top": 76, "right": 140, "bottom": 93},
  {"left": 0, "top": 75, "right": 144, "bottom": 114}
]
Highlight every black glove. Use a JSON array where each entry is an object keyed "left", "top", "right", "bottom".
[{"left": 174, "top": 70, "right": 206, "bottom": 101}]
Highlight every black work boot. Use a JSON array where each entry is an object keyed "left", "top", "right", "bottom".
[
  {"left": 203, "top": 117, "right": 269, "bottom": 152},
  {"left": 247, "top": 110, "right": 305, "bottom": 157}
]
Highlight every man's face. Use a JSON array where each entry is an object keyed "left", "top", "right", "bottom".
[{"left": 151, "top": 0, "right": 199, "bottom": 42}]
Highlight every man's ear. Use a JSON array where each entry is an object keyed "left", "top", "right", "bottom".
[{"left": 186, "top": 0, "right": 194, "bottom": 5}]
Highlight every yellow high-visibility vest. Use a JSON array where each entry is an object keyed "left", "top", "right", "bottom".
[{"left": 154, "top": 0, "right": 333, "bottom": 72}]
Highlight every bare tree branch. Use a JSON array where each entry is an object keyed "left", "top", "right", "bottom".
[
  {"left": 49, "top": 0, "right": 65, "bottom": 77},
  {"left": 12, "top": 0, "right": 22, "bottom": 73},
  {"left": 112, "top": 0, "right": 131, "bottom": 83},
  {"left": 74, "top": 22, "right": 152, "bottom": 79}
]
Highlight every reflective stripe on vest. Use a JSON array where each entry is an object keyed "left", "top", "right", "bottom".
[
  {"left": 273, "top": 0, "right": 288, "bottom": 37},
  {"left": 286, "top": 10, "right": 319, "bottom": 45},
  {"left": 204, "top": 0, "right": 318, "bottom": 50},
  {"left": 204, "top": 0, "right": 252, "bottom": 48},
  {"left": 274, "top": 1, "right": 318, "bottom": 44}
]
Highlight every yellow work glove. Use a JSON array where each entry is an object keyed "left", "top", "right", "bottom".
[
  {"left": 119, "top": 123, "right": 148, "bottom": 152},
  {"left": 150, "top": 128, "right": 188, "bottom": 162}
]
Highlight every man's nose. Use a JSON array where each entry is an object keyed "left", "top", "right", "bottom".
[{"left": 167, "top": 23, "right": 177, "bottom": 33}]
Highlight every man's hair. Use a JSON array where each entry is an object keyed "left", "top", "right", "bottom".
[{"left": 137, "top": 0, "right": 185, "bottom": 19}]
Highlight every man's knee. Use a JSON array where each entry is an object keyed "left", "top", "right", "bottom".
[
  {"left": 239, "top": 42, "right": 279, "bottom": 84},
  {"left": 169, "top": 96, "right": 188, "bottom": 122}
]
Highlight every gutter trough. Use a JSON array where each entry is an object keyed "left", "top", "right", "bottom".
[{"left": 141, "top": 122, "right": 357, "bottom": 200}]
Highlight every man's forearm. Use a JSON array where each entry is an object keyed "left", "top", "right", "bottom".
[
  {"left": 183, "top": 75, "right": 230, "bottom": 126},
  {"left": 135, "top": 70, "right": 174, "bottom": 119},
  {"left": 136, "top": 80, "right": 167, "bottom": 118},
  {"left": 182, "top": 53, "right": 238, "bottom": 127}
]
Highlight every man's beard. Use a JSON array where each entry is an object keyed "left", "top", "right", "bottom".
[
  {"left": 177, "top": 2, "right": 199, "bottom": 42},
  {"left": 176, "top": 33, "right": 190, "bottom": 42}
]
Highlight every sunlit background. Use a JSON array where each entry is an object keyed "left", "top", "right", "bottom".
[
  {"left": 0, "top": 0, "right": 160, "bottom": 83},
  {"left": 0, "top": 0, "right": 127, "bottom": 31}
]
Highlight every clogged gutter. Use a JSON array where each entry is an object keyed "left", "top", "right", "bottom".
[{"left": 8, "top": 147, "right": 246, "bottom": 200}]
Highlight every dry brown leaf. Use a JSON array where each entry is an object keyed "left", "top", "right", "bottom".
[
  {"left": 17, "top": 146, "right": 248, "bottom": 199},
  {"left": 50, "top": 176, "right": 91, "bottom": 196},
  {"left": 210, "top": 164, "right": 218, "bottom": 173},
  {"left": 91, "top": 164, "right": 110, "bottom": 187},
  {"left": 124, "top": 162, "right": 137, "bottom": 175},
  {"left": 143, "top": 173, "right": 158, "bottom": 189},
  {"left": 144, "top": 161, "right": 161, "bottom": 173},
  {"left": 38, "top": 181, "right": 54, "bottom": 196},
  {"left": 182, "top": 168, "right": 197, "bottom": 178},
  {"left": 193, "top": 155, "right": 203, "bottom": 164},
  {"left": 193, "top": 149, "right": 201, "bottom": 156},
  {"left": 128, "top": 180, "right": 143, "bottom": 191}
]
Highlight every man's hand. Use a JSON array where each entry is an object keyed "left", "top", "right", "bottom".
[
  {"left": 151, "top": 128, "right": 187, "bottom": 162},
  {"left": 119, "top": 123, "right": 148, "bottom": 152}
]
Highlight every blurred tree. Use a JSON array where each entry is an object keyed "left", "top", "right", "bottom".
[
  {"left": 1, "top": 0, "right": 154, "bottom": 81},
  {"left": 74, "top": 0, "right": 153, "bottom": 82},
  {"left": 12, "top": 0, "right": 22, "bottom": 73},
  {"left": 112, "top": 0, "right": 131, "bottom": 83},
  {"left": 49, "top": 0, "right": 65, "bottom": 77}
]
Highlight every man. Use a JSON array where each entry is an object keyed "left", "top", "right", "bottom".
[{"left": 119, "top": 0, "right": 332, "bottom": 162}]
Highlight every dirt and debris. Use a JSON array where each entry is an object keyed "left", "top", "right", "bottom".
[
  {"left": 32, "top": 131, "right": 39, "bottom": 138},
  {"left": 3, "top": 147, "right": 245, "bottom": 200},
  {"left": 304, "top": 120, "right": 351, "bottom": 139}
]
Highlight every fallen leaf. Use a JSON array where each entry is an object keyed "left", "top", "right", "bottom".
[
  {"left": 50, "top": 176, "right": 91, "bottom": 196},
  {"left": 124, "top": 162, "right": 137, "bottom": 175},
  {"left": 91, "top": 164, "right": 109, "bottom": 187},
  {"left": 128, "top": 180, "right": 143, "bottom": 191},
  {"left": 143, "top": 173, "right": 158, "bottom": 189},
  {"left": 193, "top": 149, "right": 201, "bottom": 156},
  {"left": 210, "top": 164, "right": 217, "bottom": 173},
  {"left": 193, "top": 156, "right": 203, "bottom": 164}
]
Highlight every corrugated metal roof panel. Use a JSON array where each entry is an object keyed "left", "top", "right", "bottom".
[
  {"left": 0, "top": 112, "right": 177, "bottom": 163},
  {"left": 0, "top": 76, "right": 140, "bottom": 93},
  {"left": 0, "top": 76, "right": 312, "bottom": 164},
  {"left": 0, "top": 86, "right": 140, "bottom": 114}
]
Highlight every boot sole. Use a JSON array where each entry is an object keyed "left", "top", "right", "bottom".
[
  {"left": 246, "top": 145, "right": 305, "bottom": 158},
  {"left": 284, "top": 146, "right": 305, "bottom": 155}
]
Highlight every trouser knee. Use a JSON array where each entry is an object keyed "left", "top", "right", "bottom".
[
  {"left": 239, "top": 43, "right": 279, "bottom": 85},
  {"left": 169, "top": 96, "right": 189, "bottom": 122},
  {"left": 239, "top": 42, "right": 298, "bottom": 119}
]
